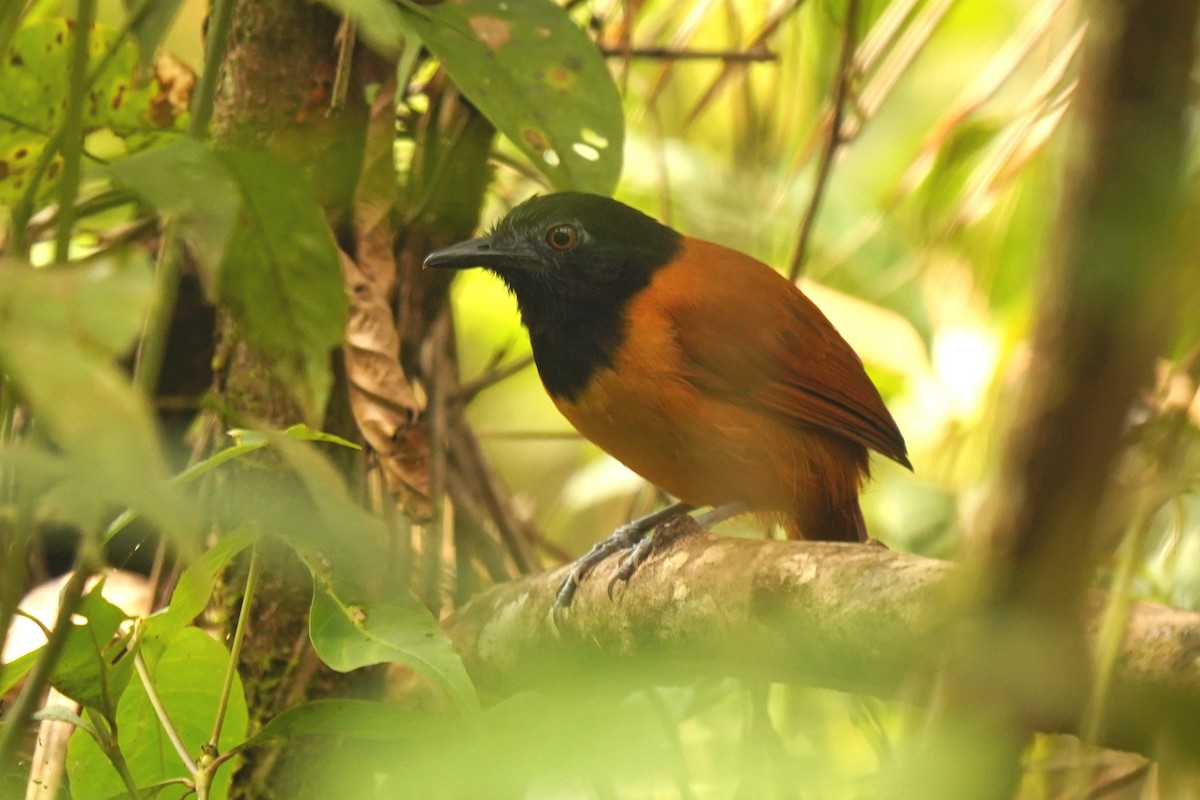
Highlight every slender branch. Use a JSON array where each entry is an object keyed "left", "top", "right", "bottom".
[
  {"left": 787, "top": 0, "right": 859, "bottom": 281},
  {"left": 599, "top": 46, "right": 776, "bottom": 62},
  {"left": 187, "top": 0, "right": 237, "bottom": 139},
  {"left": 134, "top": 650, "right": 198, "bottom": 773},
  {"left": 52, "top": 0, "right": 96, "bottom": 263},
  {"left": 448, "top": 355, "right": 534, "bottom": 407}
]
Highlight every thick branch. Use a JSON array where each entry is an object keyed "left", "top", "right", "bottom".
[{"left": 445, "top": 521, "right": 1200, "bottom": 759}]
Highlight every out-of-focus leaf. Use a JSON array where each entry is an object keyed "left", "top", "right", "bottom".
[
  {"left": 107, "top": 144, "right": 344, "bottom": 423},
  {"left": 235, "top": 699, "right": 438, "bottom": 750},
  {"left": 404, "top": 0, "right": 623, "bottom": 193},
  {"left": 0, "top": 645, "right": 42, "bottom": 695},
  {"left": 327, "top": 0, "right": 623, "bottom": 193},
  {"left": 216, "top": 150, "right": 346, "bottom": 424},
  {"left": 0, "top": 255, "right": 188, "bottom": 535},
  {"left": 0, "top": 254, "right": 154, "bottom": 355},
  {"left": 66, "top": 628, "right": 248, "bottom": 800},
  {"left": 0, "top": 19, "right": 185, "bottom": 203},
  {"left": 123, "top": 0, "right": 184, "bottom": 71},
  {"left": 103, "top": 138, "right": 240, "bottom": 296},
  {"left": 309, "top": 583, "right": 481, "bottom": 719}
]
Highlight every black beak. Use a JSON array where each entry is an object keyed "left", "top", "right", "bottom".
[{"left": 423, "top": 234, "right": 530, "bottom": 271}]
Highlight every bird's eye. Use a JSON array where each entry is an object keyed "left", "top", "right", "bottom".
[{"left": 546, "top": 224, "right": 579, "bottom": 251}]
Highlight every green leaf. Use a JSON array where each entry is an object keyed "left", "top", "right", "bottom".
[
  {"left": 236, "top": 699, "right": 437, "bottom": 750},
  {"left": 124, "top": 0, "right": 184, "bottom": 72},
  {"left": 106, "top": 143, "right": 346, "bottom": 424},
  {"left": 0, "top": 254, "right": 155, "bottom": 355},
  {"left": 328, "top": 0, "right": 623, "bottom": 193},
  {"left": 0, "top": 645, "right": 42, "bottom": 696},
  {"left": 309, "top": 583, "right": 481, "bottom": 719},
  {"left": 49, "top": 583, "right": 132, "bottom": 720},
  {"left": 139, "top": 529, "right": 259, "bottom": 666},
  {"left": 102, "top": 138, "right": 240, "bottom": 297},
  {"left": 33, "top": 705, "right": 102, "bottom": 742},
  {"left": 0, "top": 255, "right": 188, "bottom": 535},
  {"left": 0, "top": 19, "right": 185, "bottom": 203},
  {"left": 67, "top": 628, "right": 249, "bottom": 800},
  {"left": 216, "top": 150, "right": 346, "bottom": 424}
]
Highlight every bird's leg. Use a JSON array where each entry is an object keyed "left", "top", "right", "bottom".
[
  {"left": 605, "top": 501, "right": 752, "bottom": 598},
  {"left": 554, "top": 501, "right": 694, "bottom": 610}
]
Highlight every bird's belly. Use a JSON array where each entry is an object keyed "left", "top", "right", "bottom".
[{"left": 550, "top": 364, "right": 782, "bottom": 510}]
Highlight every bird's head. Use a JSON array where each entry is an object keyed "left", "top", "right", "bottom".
[{"left": 423, "top": 192, "right": 681, "bottom": 319}]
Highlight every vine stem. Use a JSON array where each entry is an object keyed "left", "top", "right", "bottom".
[
  {"left": 193, "top": 542, "right": 261, "bottom": 800},
  {"left": 134, "top": 649, "right": 198, "bottom": 773},
  {"left": 209, "top": 542, "right": 261, "bottom": 749},
  {"left": 52, "top": 0, "right": 96, "bottom": 263}
]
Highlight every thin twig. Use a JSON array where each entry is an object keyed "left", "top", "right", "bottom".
[
  {"left": 788, "top": 0, "right": 859, "bottom": 281},
  {"left": 448, "top": 355, "right": 534, "bottom": 406},
  {"left": 134, "top": 650, "right": 198, "bottom": 774},
  {"left": 330, "top": 17, "right": 357, "bottom": 112},
  {"left": 208, "top": 542, "right": 261, "bottom": 750},
  {"left": 599, "top": 45, "right": 776, "bottom": 61},
  {"left": 52, "top": 0, "right": 96, "bottom": 263}
]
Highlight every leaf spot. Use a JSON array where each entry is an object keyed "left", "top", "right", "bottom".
[
  {"left": 468, "top": 15, "right": 512, "bottom": 49},
  {"left": 544, "top": 66, "right": 573, "bottom": 90},
  {"left": 523, "top": 127, "right": 549, "bottom": 151}
]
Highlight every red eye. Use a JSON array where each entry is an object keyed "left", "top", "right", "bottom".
[{"left": 546, "top": 224, "right": 579, "bottom": 251}]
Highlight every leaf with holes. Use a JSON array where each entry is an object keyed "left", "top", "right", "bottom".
[
  {"left": 402, "top": 0, "right": 623, "bottom": 193},
  {"left": 325, "top": 0, "right": 622, "bottom": 193}
]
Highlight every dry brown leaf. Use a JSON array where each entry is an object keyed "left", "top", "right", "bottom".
[{"left": 341, "top": 78, "right": 431, "bottom": 517}]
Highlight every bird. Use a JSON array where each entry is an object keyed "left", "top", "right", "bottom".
[{"left": 423, "top": 192, "right": 910, "bottom": 607}]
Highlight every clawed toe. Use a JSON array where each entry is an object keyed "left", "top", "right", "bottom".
[{"left": 553, "top": 502, "right": 695, "bottom": 612}]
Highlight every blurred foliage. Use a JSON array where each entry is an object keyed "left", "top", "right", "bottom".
[{"left": 1, "top": 0, "right": 1198, "bottom": 798}]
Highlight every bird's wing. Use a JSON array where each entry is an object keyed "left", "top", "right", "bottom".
[{"left": 664, "top": 238, "right": 910, "bottom": 468}]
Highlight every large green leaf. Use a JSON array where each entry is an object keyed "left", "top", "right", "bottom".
[
  {"left": 0, "top": 255, "right": 188, "bottom": 535},
  {"left": 309, "top": 584, "right": 482, "bottom": 720},
  {"left": 66, "top": 627, "right": 249, "bottom": 800},
  {"left": 326, "top": 0, "right": 623, "bottom": 193},
  {"left": 103, "top": 138, "right": 240, "bottom": 296},
  {"left": 216, "top": 150, "right": 346, "bottom": 424},
  {"left": 106, "top": 145, "right": 347, "bottom": 423}
]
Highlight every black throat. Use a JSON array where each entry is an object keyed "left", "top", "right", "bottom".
[{"left": 522, "top": 296, "right": 630, "bottom": 402}]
